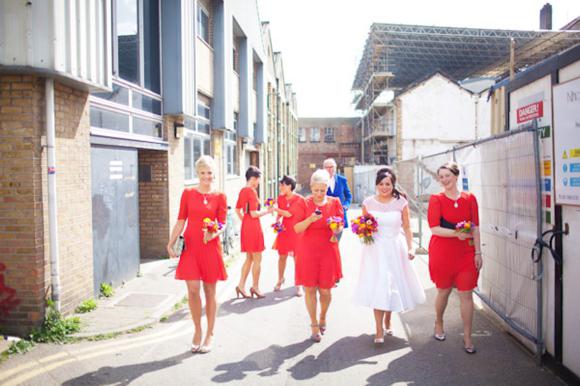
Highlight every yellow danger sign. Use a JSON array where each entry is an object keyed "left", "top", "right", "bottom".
[{"left": 563, "top": 150, "right": 568, "bottom": 159}]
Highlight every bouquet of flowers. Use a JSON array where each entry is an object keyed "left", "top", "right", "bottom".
[
  {"left": 327, "top": 216, "right": 344, "bottom": 243},
  {"left": 455, "top": 221, "right": 473, "bottom": 233},
  {"left": 271, "top": 222, "right": 285, "bottom": 234},
  {"left": 351, "top": 214, "right": 379, "bottom": 245},
  {"left": 264, "top": 197, "right": 275, "bottom": 207},
  {"left": 202, "top": 218, "right": 224, "bottom": 243}
]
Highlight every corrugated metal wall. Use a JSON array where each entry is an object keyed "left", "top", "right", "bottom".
[{"left": 0, "top": 0, "right": 111, "bottom": 89}]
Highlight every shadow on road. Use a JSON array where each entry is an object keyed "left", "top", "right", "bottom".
[
  {"left": 212, "top": 339, "right": 315, "bottom": 382},
  {"left": 61, "top": 351, "right": 192, "bottom": 386},
  {"left": 218, "top": 287, "right": 298, "bottom": 316},
  {"left": 287, "top": 334, "right": 409, "bottom": 380}
]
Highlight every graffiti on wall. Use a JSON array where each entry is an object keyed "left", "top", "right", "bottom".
[{"left": 0, "top": 263, "right": 20, "bottom": 319}]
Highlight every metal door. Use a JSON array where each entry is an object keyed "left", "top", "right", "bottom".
[{"left": 91, "top": 146, "right": 140, "bottom": 294}]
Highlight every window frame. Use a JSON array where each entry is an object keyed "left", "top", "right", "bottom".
[
  {"left": 184, "top": 129, "right": 212, "bottom": 184},
  {"left": 310, "top": 127, "right": 320, "bottom": 143},
  {"left": 197, "top": 4, "right": 210, "bottom": 45},
  {"left": 298, "top": 127, "right": 306, "bottom": 143},
  {"left": 324, "top": 127, "right": 335, "bottom": 143},
  {"left": 224, "top": 131, "right": 238, "bottom": 176}
]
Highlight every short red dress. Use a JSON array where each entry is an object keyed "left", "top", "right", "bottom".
[
  {"left": 236, "top": 187, "right": 265, "bottom": 253},
  {"left": 175, "top": 189, "right": 228, "bottom": 283},
  {"left": 428, "top": 192, "right": 480, "bottom": 291},
  {"left": 294, "top": 196, "right": 344, "bottom": 289},
  {"left": 273, "top": 193, "right": 305, "bottom": 255}
]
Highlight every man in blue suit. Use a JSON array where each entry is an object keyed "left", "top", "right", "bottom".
[{"left": 323, "top": 158, "right": 352, "bottom": 241}]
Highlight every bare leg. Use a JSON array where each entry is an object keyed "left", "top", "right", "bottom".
[
  {"left": 202, "top": 282, "right": 217, "bottom": 348},
  {"left": 251, "top": 252, "right": 263, "bottom": 291},
  {"left": 458, "top": 290, "right": 475, "bottom": 348},
  {"left": 318, "top": 288, "right": 332, "bottom": 329},
  {"left": 374, "top": 309, "right": 385, "bottom": 339},
  {"left": 435, "top": 288, "right": 452, "bottom": 335},
  {"left": 383, "top": 311, "right": 393, "bottom": 334},
  {"left": 276, "top": 254, "right": 288, "bottom": 289},
  {"left": 186, "top": 280, "right": 203, "bottom": 347},
  {"left": 304, "top": 287, "right": 319, "bottom": 335},
  {"left": 238, "top": 253, "right": 253, "bottom": 290}
]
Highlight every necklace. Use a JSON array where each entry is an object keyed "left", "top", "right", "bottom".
[{"left": 203, "top": 194, "right": 208, "bottom": 205}]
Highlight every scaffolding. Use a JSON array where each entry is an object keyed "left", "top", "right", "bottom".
[{"left": 352, "top": 23, "right": 580, "bottom": 164}]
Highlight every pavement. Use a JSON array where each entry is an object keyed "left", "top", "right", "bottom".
[{"left": 0, "top": 211, "right": 567, "bottom": 385}]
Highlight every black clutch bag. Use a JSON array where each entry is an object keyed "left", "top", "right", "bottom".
[{"left": 440, "top": 217, "right": 457, "bottom": 230}]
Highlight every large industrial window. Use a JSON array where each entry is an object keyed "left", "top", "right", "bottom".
[
  {"left": 311, "top": 127, "right": 320, "bottom": 142},
  {"left": 184, "top": 131, "right": 211, "bottom": 181},
  {"left": 324, "top": 127, "right": 335, "bottom": 143},
  {"left": 114, "top": 0, "right": 160, "bottom": 94},
  {"left": 197, "top": 102, "right": 211, "bottom": 134},
  {"left": 197, "top": 5, "right": 210, "bottom": 44}
]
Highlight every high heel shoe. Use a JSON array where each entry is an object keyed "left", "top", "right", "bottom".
[
  {"left": 274, "top": 278, "right": 285, "bottom": 291},
  {"left": 319, "top": 318, "right": 327, "bottom": 335},
  {"left": 191, "top": 344, "right": 200, "bottom": 353},
  {"left": 235, "top": 286, "right": 249, "bottom": 298},
  {"left": 310, "top": 324, "right": 322, "bottom": 343},
  {"left": 250, "top": 287, "right": 265, "bottom": 299},
  {"left": 434, "top": 322, "right": 446, "bottom": 341}
]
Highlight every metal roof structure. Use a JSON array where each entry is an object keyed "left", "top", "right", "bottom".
[{"left": 352, "top": 23, "right": 580, "bottom": 91}]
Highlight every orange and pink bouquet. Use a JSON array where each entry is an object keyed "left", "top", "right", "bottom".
[
  {"left": 327, "top": 216, "right": 344, "bottom": 243},
  {"left": 351, "top": 214, "right": 379, "bottom": 245},
  {"left": 202, "top": 218, "right": 223, "bottom": 243},
  {"left": 455, "top": 221, "right": 473, "bottom": 233}
]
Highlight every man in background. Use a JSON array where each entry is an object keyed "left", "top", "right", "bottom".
[{"left": 323, "top": 158, "right": 352, "bottom": 241}]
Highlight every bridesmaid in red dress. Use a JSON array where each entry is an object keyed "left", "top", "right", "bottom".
[
  {"left": 235, "top": 166, "right": 273, "bottom": 299},
  {"left": 167, "top": 155, "right": 227, "bottom": 354},
  {"left": 428, "top": 161, "right": 483, "bottom": 354},
  {"left": 272, "top": 175, "right": 305, "bottom": 296},
  {"left": 294, "top": 169, "right": 344, "bottom": 342}
]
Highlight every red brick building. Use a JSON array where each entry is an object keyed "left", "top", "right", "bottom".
[{"left": 297, "top": 117, "right": 359, "bottom": 191}]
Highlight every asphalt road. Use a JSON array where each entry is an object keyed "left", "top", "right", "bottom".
[{"left": 0, "top": 212, "right": 565, "bottom": 386}]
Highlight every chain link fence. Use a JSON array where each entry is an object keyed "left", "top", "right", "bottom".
[{"left": 392, "top": 127, "right": 543, "bottom": 356}]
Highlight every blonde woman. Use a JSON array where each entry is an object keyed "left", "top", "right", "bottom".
[
  {"left": 294, "top": 169, "right": 343, "bottom": 342},
  {"left": 167, "top": 156, "right": 227, "bottom": 354}
]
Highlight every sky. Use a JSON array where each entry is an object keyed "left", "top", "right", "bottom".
[{"left": 257, "top": 0, "right": 580, "bottom": 118}]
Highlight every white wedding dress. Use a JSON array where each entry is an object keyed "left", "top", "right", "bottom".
[{"left": 353, "top": 196, "right": 426, "bottom": 312}]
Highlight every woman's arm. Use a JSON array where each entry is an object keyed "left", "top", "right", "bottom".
[
  {"left": 473, "top": 226, "right": 483, "bottom": 270},
  {"left": 402, "top": 206, "right": 414, "bottom": 258},
  {"left": 235, "top": 207, "right": 244, "bottom": 222},
  {"left": 273, "top": 207, "right": 292, "bottom": 218},
  {"left": 250, "top": 206, "right": 274, "bottom": 218},
  {"left": 294, "top": 213, "right": 321, "bottom": 233},
  {"left": 166, "top": 220, "right": 186, "bottom": 258}
]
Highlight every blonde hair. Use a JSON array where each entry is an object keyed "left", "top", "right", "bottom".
[
  {"left": 195, "top": 155, "right": 216, "bottom": 172},
  {"left": 310, "top": 169, "right": 330, "bottom": 186}
]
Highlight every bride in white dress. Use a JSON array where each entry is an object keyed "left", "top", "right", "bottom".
[{"left": 353, "top": 167, "right": 426, "bottom": 343}]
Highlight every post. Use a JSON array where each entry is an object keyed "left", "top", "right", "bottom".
[{"left": 510, "top": 38, "right": 516, "bottom": 80}]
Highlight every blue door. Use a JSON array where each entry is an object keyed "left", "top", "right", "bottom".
[{"left": 91, "top": 146, "right": 140, "bottom": 294}]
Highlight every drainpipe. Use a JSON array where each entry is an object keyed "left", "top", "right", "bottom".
[{"left": 46, "top": 78, "right": 61, "bottom": 312}]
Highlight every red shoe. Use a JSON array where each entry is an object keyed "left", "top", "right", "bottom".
[{"left": 250, "top": 287, "right": 265, "bottom": 299}]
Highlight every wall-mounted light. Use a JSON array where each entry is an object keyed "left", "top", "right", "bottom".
[{"left": 174, "top": 122, "right": 185, "bottom": 139}]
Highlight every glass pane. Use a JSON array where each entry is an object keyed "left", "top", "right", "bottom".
[
  {"left": 133, "top": 117, "right": 162, "bottom": 137},
  {"left": 203, "top": 138, "right": 211, "bottom": 156},
  {"left": 193, "top": 139, "right": 201, "bottom": 177},
  {"left": 91, "top": 84, "right": 129, "bottom": 105},
  {"left": 117, "top": 0, "right": 139, "bottom": 84},
  {"left": 197, "top": 7, "right": 209, "bottom": 43},
  {"left": 197, "top": 103, "right": 210, "bottom": 119},
  {"left": 143, "top": 0, "right": 160, "bottom": 93},
  {"left": 90, "top": 107, "right": 129, "bottom": 131},
  {"left": 132, "top": 92, "right": 162, "bottom": 115},
  {"left": 197, "top": 121, "right": 210, "bottom": 135},
  {"left": 184, "top": 136, "right": 192, "bottom": 180}
]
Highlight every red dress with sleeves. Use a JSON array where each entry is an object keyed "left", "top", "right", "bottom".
[
  {"left": 236, "top": 187, "right": 265, "bottom": 253},
  {"left": 427, "top": 192, "right": 480, "bottom": 291},
  {"left": 294, "top": 196, "right": 343, "bottom": 289},
  {"left": 175, "top": 189, "right": 228, "bottom": 282},
  {"left": 273, "top": 193, "right": 305, "bottom": 255}
]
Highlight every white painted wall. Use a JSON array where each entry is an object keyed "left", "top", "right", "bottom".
[
  {"left": 558, "top": 59, "right": 580, "bottom": 377},
  {"left": 475, "top": 93, "right": 491, "bottom": 139},
  {"left": 399, "top": 74, "right": 481, "bottom": 160}
]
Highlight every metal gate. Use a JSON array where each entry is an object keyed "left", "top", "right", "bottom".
[
  {"left": 91, "top": 146, "right": 140, "bottom": 294},
  {"left": 395, "top": 126, "right": 544, "bottom": 357}
]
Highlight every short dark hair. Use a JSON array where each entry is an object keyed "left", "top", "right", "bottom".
[
  {"left": 245, "top": 166, "right": 262, "bottom": 181},
  {"left": 279, "top": 175, "right": 296, "bottom": 191},
  {"left": 375, "top": 167, "right": 405, "bottom": 199},
  {"left": 437, "top": 161, "right": 460, "bottom": 177}
]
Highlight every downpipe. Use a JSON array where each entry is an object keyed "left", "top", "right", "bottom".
[{"left": 46, "top": 78, "right": 61, "bottom": 312}]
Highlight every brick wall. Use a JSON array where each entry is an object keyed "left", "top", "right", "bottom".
[
  {"left": 0, "top": 75, "right": 92, "bottom": 335},
  {"left": 297, "top": 118, "right": 359, "bottom": 191},
  {"left": 138, "top": 150, "right": 169, "bottom": 259}
]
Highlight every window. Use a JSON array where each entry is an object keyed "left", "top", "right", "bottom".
[
  {"left": 115, "top": 0, "right": 160, "bottom": 93},
  {"left": 197, "top": 102, "right": 211, "bottom": 134},
  {"left": 225, "top": 131, "right": 238, "bottom": 175},
  {"left": 197, "top": 5, "right": 210, "bottom": 44},
  {"left": 184, "top": 131, "right": 211, "bottom": 181},
  {"left": 324, "top": 127, "right": 335, "bottom": 143},
  {"left": 298, "top": 127, "right": 306, "bottom": 142},
  {"left": 233, "top": 46, "right": 239, "bottom": 73},
  {"left": 311, "top": 127, "right": 320, "bottom": 142}
]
